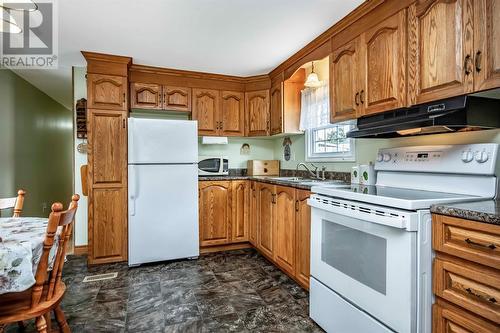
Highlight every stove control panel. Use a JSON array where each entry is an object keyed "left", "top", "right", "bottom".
[{"left": 375, "top": 144, "right": 498, "bottom": 175}]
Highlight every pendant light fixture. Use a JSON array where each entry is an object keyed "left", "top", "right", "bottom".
[{"left": 304, "top": 61, "right": 322, "bottom": 88}]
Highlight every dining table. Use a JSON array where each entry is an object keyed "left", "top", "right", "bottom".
[{"left": 0, "top": 217, "right": 59, "bottom": 295}]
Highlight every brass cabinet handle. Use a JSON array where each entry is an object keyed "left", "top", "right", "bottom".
[
  {"left": 464, "top": 54, "right": 473, "bottom": 75},
  {"left": 360, "top": 90, "right": 365, "bottom": 104},
  {"left": 465, "top": 237, "right": 496, "bottom": 250},
  {"left": 123, "top": 92, "right": 126, "bottom": 105},
  {"left": 219, "top": 121, "right": 223, "bottom": 130},
  {"left": 475, "top": 50, "right": 482, "bottom": 73},
  {"left": 355, "top": 92, "right": 360, "bottom": 106},
  {"left": 271, "top": 193, "right": 276, "bottom": 204},
  {"left": 295, "top": 200, "right": 299, "bottom": 212},
  {"left": 122, "top": 119, "right": 126, "bottom": 129},
  {"left": 465, "top": 287, "right": 497, "bottom": 304}
]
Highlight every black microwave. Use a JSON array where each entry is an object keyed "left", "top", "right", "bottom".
[{"left": 198, "top": 156, "right": 229, "bottom": 175}]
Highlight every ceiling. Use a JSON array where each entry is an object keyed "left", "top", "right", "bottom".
[{"left": 12, "top": 0, "right": 364, "bottom": 109}]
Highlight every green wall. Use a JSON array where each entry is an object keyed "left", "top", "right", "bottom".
[
  {"left": 273, "top": 129, "right": 500, "bottom": 174},
  {"left": 0, "top": 70, "right": 73, "bottom": 217}
]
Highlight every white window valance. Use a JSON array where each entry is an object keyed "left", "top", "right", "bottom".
[{"left": 299, "top": 80, "right": 330, "bottom": 131}]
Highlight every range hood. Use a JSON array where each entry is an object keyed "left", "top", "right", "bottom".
[{"left": 347, "top": 95, "right": 500, "bottom": 138}]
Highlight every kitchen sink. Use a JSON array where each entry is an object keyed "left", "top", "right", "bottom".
[{"left": 268, "top": 177, "right": 304, "bottom": 182}]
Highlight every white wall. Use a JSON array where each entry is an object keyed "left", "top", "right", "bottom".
[{"left": 73, "top": 67, "right": 88, "bottom": 246}]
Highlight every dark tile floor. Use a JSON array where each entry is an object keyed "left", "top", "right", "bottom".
[{"left": 6, "top": 249, "right": 324, "bottom": 333}]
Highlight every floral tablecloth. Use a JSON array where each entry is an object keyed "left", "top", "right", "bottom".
[{"left": 0, "top": 217, "right": 59, "bottom": 295}]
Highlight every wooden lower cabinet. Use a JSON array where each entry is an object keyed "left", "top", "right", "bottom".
[
  {"left": 295, "top": 189, "right": 312, "bottom": 289},
  {"left": 198, "top": 180, "right": 311, "bottom": 289},
  {"left": 432, "top": 214, "right": 500, "bottom": 331},
  {"left": 274, "top": 186, "right": 296, "bottom": 275},
  {"left": 257, "top": 183, "right": 275, "bottom": 258},
  {"left": 231, "top": 180, "right": 249, "bottom": 242},
  {"left": 433, "top": 298, "right": 499, "bottom": 333},
  {"left": 249, "top": 181, "right": 258, "bottom": 246},
  {"left": 89, "top": 187, "right": 127, "bottom": 264},
  {"left": 198, "top": 181, "right": 232, "bottom": 246}
]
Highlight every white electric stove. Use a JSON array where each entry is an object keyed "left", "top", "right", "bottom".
[{"left": 308, "top": 144, "right": 498, "bottom": 333}]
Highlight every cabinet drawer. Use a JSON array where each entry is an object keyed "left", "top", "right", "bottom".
[
  {"left": 434, "top": 257, "right": 500, "bottom": 324},
  {"left": 433, "top": 298, "right": 499, "bottom": 333},
  {"left": 433, "top": 214, "right": 500, "bottom": 270}
]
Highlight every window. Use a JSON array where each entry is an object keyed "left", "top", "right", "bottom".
[{"left": 306, "top": 120, "right": 356, "bottom": 162}]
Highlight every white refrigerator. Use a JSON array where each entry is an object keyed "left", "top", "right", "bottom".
[{"left": 128, "top": 118, "right": 199, "bottom": 266}]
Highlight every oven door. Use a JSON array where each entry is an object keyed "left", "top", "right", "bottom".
[{"left": 310, "top": 198, "right": 418, "bottom": 333}]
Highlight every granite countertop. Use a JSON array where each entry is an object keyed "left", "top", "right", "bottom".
[
  {"left": 431, "top": 200, "right": 500, "bottom": 226},
  {"left": 198, "top": 175, "right": 316, "bottom": 190}
]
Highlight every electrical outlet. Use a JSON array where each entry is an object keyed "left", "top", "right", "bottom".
[{"left": 42, "top": 202, "right": 47, "bottom": 212}]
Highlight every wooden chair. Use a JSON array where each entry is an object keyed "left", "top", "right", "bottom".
[
  {"left": 0, "top": 194, "right": 80, "bottom": 333},
  {"left": 0, "top": 189, "right": 26, "bottom": 217}
]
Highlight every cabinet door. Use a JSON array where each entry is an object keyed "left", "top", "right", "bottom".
[
  {"left": 249, "top": 181, "right": 258, "bottom": 246},
  {"left": 130, "top": 83, "right": 162, "bottom": 110},
  {"left": 87, "top": 74, "right": 128, "bottom": 111},
  {"left": 408, "top": 0, "right": 474, "bottom": 105},
  {"left": 198, "top": 181, "right": 231, "bottom": 246},
  {"left": 89, "top": 187, "right": 127, "bottom": 264},
  {"left": 87, "top": 109, "right": 127, "bottom": 187},
  {"left": 220, "top": 91, "right": 245, "bottom": 136},
  {"left": 330, "top": 38, "right": 361, "bottom": 123},
  {"left": 192, "top": 89, "right": 220, "bottom": 136},
  {"left": 295, "top": 190, "right": 311, "bottom": 289},
  {"left": 473, "top": 0, "right": 500, "bottom": 91},
  {"left": 231, "top": 180, "right": 249, "bottom": 242},
  {"left": 246, "top": 90, "right": 270, "bottom": 136},
  {"left": 164, "top": 86, "right": 191, "bottom": 112},
  {"left": 274, "top": 186, "right": 296, "bottom": 275},
  {"left": 360, "top": 9, "right": 407, "bottom": 116},
  {"left": 270, "top": 81, "right": 283, "bottom": 135},
  {"left": 258, "top": 183, "right": 275, "bottom": 258}
]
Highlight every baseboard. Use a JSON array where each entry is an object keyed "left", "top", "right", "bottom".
[
  {"left": 73, "top": 245, "right": 88, "bottom": 255},
  {"left": 200, "top": 242, "right": 252, "bottom": 254}
]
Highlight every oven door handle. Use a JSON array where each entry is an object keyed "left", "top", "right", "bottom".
[{"left": 308, "top": 198, "right": 418, "bottom": 231}]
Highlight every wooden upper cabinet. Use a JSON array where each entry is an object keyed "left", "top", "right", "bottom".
[
  {"left": 408, "top": 0, "right": 474, "bottom": 105},
  {"left": 274, "top": 186, "right": 296, "bottom": 275},
  {"left": 295, "top": 190, "right": 311, "bottom": 289},
  {"left": 473, "top": 0, "right": 500, "bottom": 91},
  {"left": 192, "top": 88, "right": 220, "bottom": 136},
  {"left": 198, "top": 181, "right": 231, "bottom": 246},
  {"left": 164, "top": 86, "right": 191, "bottom": 112},
  {"left": 88, "top": 109, "right": 127, "bottom": 187},
  {"left": 87, "top": 74, "right": 128, "bottom": 111},
  {"left": 258, "top": 183, "right": 275, "bottom": 258},
  {"left": 360, "top": 9, "right": 407, "bottom": 116},
  {"left": 221, "top": 91, "right": 245, "bottom": 136},
  {"left": 246, "top": 90, "right": 270, "bottom": 136},
  {"left": 130, "top": 83, "right": 162, "bottom": 110},
  {"left": 231, "top": 180, "right": 249, "bottom": 242},
  {"left": 270, "top": 81, "right": 283, "bottom": 135},
  {"left": 330, "top": 38, "right": 361, "bottom": 123}
]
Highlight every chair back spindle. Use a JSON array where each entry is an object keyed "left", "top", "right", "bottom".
[
  {"left": 31, "top": 195, "right": 79, "bottom": 307},
  {"left": 0, "top": 189, "right": 26, "bottom": 217}
]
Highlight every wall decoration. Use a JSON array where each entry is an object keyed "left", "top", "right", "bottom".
[
  {"left": 76, "top": 98, "right": 87, "bottom": 139},
  {"left": 240, "top": 143, "right": 250, "bottom": 155},
  {"left": 282, "top": 137, "right": 292, "bottom": 161}
]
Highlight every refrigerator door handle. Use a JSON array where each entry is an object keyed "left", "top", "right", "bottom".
[
  {"left": 129, "top": 165, "right": 137, "bottom": 216},
  {"left": 128, "top": 118, "right": 134, "bottom": 162}
]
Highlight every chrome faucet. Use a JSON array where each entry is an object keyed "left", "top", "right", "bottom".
[{"left": 296, "top": 163, "right": 326, "bottom": 180}]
